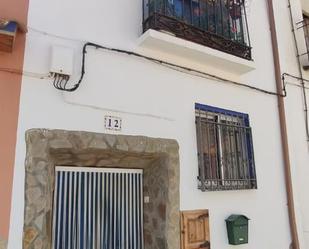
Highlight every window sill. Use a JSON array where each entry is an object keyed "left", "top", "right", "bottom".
[
  {"left": 135, "top": 29, "right": 255, "bottom": 77},
  {"left": 198, "top": 180, "right": 258, "bottom": 192}
]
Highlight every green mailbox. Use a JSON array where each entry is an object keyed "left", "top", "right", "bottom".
[{"left": 225, "top": 215, "right": 249, "bottom": 245}]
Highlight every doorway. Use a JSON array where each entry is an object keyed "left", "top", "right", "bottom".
[
  {"left": 52, "top": 167, "right": 144, "bottom": 249},
  {"left": 23, "top": 129, "right": 180, "bottom": 249}
]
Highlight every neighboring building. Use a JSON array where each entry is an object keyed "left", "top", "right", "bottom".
[
  {"left": 275, "top": 0, "right": 309, "bottom": 247},
  {"left": 0, "top": 0, "right": 309, "bottom": 249},
  {"left": 0, "top": 1, "right": 29, "bottom": 249}
]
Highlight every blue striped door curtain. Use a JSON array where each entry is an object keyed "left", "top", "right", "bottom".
[{"left": 52, "top": 167, "right": 144, "bottom": 249}]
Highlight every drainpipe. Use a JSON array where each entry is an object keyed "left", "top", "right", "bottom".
[{"left": 266, "top": 1, "right": 300, "bottom": 249}]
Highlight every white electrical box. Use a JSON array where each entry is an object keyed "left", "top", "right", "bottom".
[{"left": 50, "top": 46, "right": 74, "bottom": 76}]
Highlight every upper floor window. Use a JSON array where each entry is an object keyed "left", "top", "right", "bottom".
[
  {"left": 303, "top": 15, "right": 309, "bottom": 53},
  {"left": 143, "top": 0, "right": 252, "bottom": 60},
  {"left": 195, "top": 103, "right": 257, "bottom": 191}
]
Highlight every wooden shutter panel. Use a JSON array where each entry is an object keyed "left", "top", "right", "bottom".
[{"left": 181, "top": 210, "right": 210, "bottom": 249}]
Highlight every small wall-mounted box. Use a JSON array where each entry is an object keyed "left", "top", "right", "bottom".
[
  {"left": 0, "top": 21, "right": 18, "bottom": 53},
  {"left": 226, "top": 214, "right": 249, "bottom": 245},
  {"left": 50, "top": 46, "right": 74, "bottom": 76}
]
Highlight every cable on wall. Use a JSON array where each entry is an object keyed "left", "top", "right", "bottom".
[
  {"left": 1, "top": 27, "right": 286, "bottom": 96},
  {"left": 52, "top": 73, "right": 71, "bottom": 91},
  {"left": 55, "top": 42, "right": 286, "bottom": 96},
  {"left": 282, "top": 72, "right": 309, "bottom": 84}
]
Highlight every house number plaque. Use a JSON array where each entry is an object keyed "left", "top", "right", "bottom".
[{"left": 105, "top": 116, "right": 122, "bottom": 131}]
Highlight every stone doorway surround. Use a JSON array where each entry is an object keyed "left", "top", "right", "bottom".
[{"left": 23, "top": 129, "right": 180, "bottom": 249}]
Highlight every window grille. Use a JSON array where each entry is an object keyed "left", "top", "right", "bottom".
[
  {"left": 52, "top": 167, "right": 144, "bottom": 249},
  {"left": 303, "top": 15, "right": 309, "bottom": 56},
  {"left": 143, "top": 0, "right": 252, "bottom": 60},
  {"left": 195, "top": 103, "right": 257, "bottom": 191}
]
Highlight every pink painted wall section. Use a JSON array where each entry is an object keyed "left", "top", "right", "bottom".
[
  {"left": 0, "top": 0, "right": 29, "bottom": 244},
  {"left": 1, "top": 0, "right": 29, "bottom": 31}
]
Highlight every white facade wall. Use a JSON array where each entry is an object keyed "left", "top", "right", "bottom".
[
  {"left": 301, "top": 0, "right": 309, "bottom": 15},
  {"left": 8, "top": 0, "right": 309, "bottom": 248}
]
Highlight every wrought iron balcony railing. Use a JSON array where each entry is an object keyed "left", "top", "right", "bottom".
[
  {"left": 298, "top": 16, "right": 309, "bottom": 69},
  {"left": 143, "top": 0, "right": 252, "bottom": 60}
]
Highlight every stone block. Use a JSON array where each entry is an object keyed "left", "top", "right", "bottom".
[
  {"left": 33, "top": 237, "right": 43, "bottom": 249},
  {"left": 89, "top": 137, "right": 108, "bottom": 150},
  {"left": 49, "top": 139, "right": 72, "bottom": 149},
  {"left": 127, "top": 137, "right": 147, "bottom": 152},
  {"left": 25, "top": 206, "right": 35, "bottom": 225},
  {"left": 26, "top": 187, "right": 42, "bottom": 204},
  {"left": 105, "top": 134, "right": 117, "bottom": 148},
  {"left": 23, "top": 227, "right": 38, "bottom": 249}
]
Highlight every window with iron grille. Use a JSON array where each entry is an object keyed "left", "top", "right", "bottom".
[
  {"left": 195, "top": 103, "right": 257, "bottom": 191},
  {"left": 303, "top": 15, "right": 309, "bottom": 54},
  {"left": 143, "top": 0, "right": 252, "bottom": 60}
]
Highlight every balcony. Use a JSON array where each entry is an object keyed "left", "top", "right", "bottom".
[{"left": 143, "top": 0, "right": 252, "bottom": 60}]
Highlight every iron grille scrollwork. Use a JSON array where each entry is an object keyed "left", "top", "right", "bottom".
[
  {"left": 195, "top": 104, "right": 257, "bottom": 191},
  {"left": 143, "top": 0, "right": 252, "bottom": 60}
]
